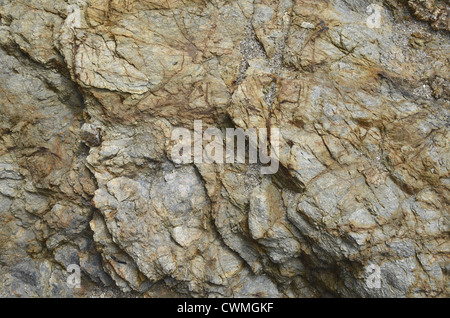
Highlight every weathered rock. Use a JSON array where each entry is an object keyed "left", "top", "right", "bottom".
[{"left": 0, "top": 0, "right": 448, "bottom": 298}]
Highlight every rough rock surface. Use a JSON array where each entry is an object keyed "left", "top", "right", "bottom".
[{"left": 0, "top": 0, "right": 448, "bottom": 297}]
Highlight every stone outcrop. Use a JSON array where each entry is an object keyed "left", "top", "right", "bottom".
[{"left": 0, "top": 0, "right": 448, "bottom": 297}]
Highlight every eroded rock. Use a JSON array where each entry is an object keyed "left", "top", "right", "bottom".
[{"left": 0, "top": 0, "right": 448, "bottom": 298}]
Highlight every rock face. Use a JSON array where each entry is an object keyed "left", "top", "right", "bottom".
[{"left": 0, "top": 0, "right": 448, "bottom": 298}]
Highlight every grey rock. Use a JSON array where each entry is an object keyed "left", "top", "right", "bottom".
[{"left": 0, "top": 0, "right": 448, "bottom": 298}]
